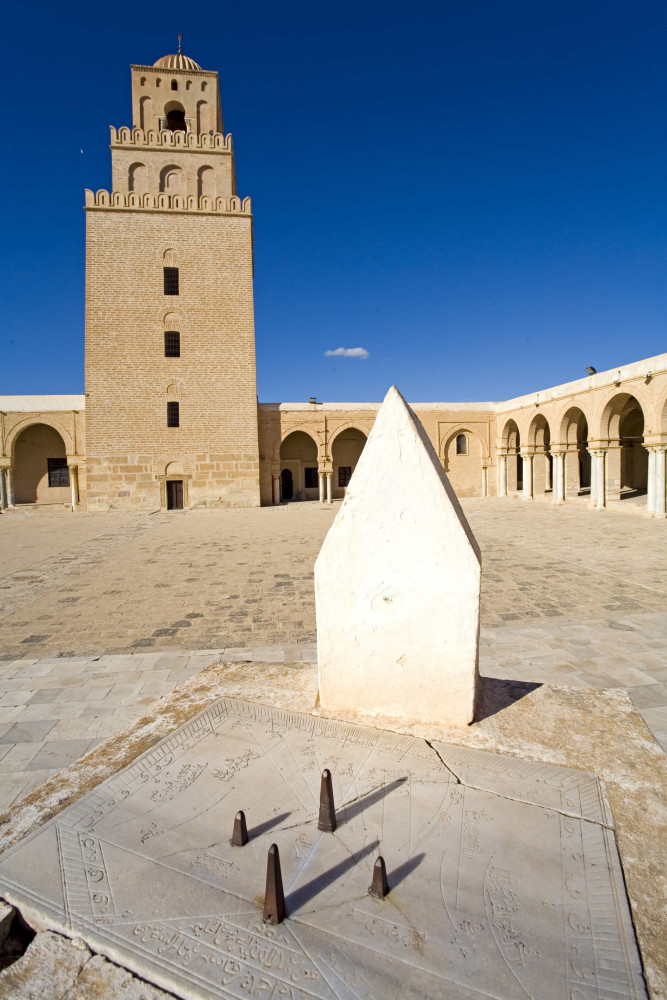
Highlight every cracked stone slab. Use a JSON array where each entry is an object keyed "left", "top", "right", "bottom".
[
  {"left": 0, "top": 699, "right": 646, "bottom": 1000},
  {"left": 432, "top": 741, "right": 615, "bottom": 827},
  {"left": 0, "top": 930, "right": 173, "bottom": 999},
  {"left": 0, "top": 929, "right": 90, "bottom": 998}
]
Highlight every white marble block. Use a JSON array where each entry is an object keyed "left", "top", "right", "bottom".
[{"left": 315, "top": 385, "right": 481, "bottom": 725}]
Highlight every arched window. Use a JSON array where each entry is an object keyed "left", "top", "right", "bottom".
[
  {"left": 164, "top": 101, "right": 186, "bottom": 132},
  {"left": 140, "top": 76, "right": 146, "bottom": 86},
  {"left": 159, "top": 166, "right": 183, "bottom": 195},
  {"left": 201, "top": 81, "right": 207, "bottom": 91},
  {"left": 197, "top": 101, "right": 209, "bottom": 133},
  {"left": 128, "top": 162, "right": 147, "bottom": 194},
  {"left": 156, "top": 77, "right": 162, "bottom": 88},
  {"left": 186, "top": 80, "right": 192, "bottom": 90},
  {"left": 171, "top": 79, "right": 178, "bottom": 90},
  {"left": 456, "top": 434, "right": 468, "bottom": 455},
  {"left": 166, "top": 383, "right": 180, "bottom": 427},
  {"left": 163, "top": 249, "right": 179, "bottom": 295},
  {"left": 197, "top": 165, "right": 216, "bottom": 199},
  {"left": 139, "top": 95, "right": 153, "bottom": 131}
]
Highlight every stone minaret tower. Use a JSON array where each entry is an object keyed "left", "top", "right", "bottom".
[{"left": 84, "top": 42, "right": 260, "bottom": 510}]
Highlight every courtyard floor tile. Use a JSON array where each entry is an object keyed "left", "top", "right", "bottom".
[{"left": 0, "top": 498, "right": 665, "bottom": 809}]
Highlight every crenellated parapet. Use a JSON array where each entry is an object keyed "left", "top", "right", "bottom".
[
  {"left": 110, "top": 126, "right": 232, "bottom": 153},
  {"left": 84, "top": 189, "right": 251, "bottom": 214}
]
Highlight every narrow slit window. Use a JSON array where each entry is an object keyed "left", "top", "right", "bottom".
[
  {"left": 456, "top": 434, "right": 468, "bottom": 455},
  {"left": 338, "top": 466, "right": 352, "bottom": 487},
  {"left": 163, "top": 266, "right": 179, "bottom": 295},
  {"left": 167, "top": 401, "right": 180, "bottom": 427},
  {"left": 164, "top": 330, "right": 180, "bottom": 357},
  {"left": 47, "top": 458, "right": 70, "bottom": 487}
]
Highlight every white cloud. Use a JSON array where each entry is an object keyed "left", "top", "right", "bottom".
[{"left": 324, "top": 347, "right": 370, "bottom": 359}]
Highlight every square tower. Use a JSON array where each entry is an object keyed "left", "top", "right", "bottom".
[{"left": 84, "top": 46, "right": 260, "bottom": 510}]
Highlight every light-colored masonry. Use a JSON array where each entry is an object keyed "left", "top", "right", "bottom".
[{"left": 0, "top": 50, "right": 665, "bottom": 517}]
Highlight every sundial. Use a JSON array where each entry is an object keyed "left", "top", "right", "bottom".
[{"left": 0, "top": 698, "right": 646, "bottom": 1000}]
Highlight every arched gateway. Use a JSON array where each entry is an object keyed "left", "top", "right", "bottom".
[{"left": 12, "top": 424, "right": 70, "bottom": 505}]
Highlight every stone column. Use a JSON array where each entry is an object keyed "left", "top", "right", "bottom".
[
  {"left": 647, "top": 449, "right": 656, "bottom": 513},
  {"left": 521, "top": 454, "right": 533, "bottom": 499},
  {"left": 551, "top": 451, "right": 565, "bottom": 504},
  {"left": 590, "top": 450, "right": 606, "bottom": 508},
  {"left": 70, "top": 466, "right": 79, "bottom": 511},
  {"left": 272, "top": 474, "right": 280, "bottom": 505},
  {"left": 325, "top": 472, "right": 333, "bottom": 504},
  {"left": 532, "top": 451, "right": 547, "bottom": 495},
  {"left": 0, "top": 470, "right": 6, "bottom": 510},
  {"left": 604, "top": 444, "right": 622, "bottom": 501},
  {"left": 655, "top": 447, "right": 667, "bottom": 517},
  {"left": 648, "top": 447, "right": 666, "bottom": 517},
  {"left": 481, "top": 465, "right": 488, "bottom": 498},
  {"left": 318, "top": 472, "right": 325, "bottom": 503},
  {"left": 6, "top": 467, "right": 14, "bottom": 507},
  {"left": 498, "top": 455, "right": 507, "bottom": 496},
  {"left": 564, "top": 448, "right": 580, "bottom": 498}
]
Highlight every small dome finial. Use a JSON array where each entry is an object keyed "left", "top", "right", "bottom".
[{"left": 177, "top": 33, "right": 183, "bottom": 55}]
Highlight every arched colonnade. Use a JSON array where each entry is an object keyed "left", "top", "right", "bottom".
[
  {"left": 497, "top": 389, "right": 667, "bottom": 515},
  {"left": 276, "top": 426, "right": 369, "bottom": 503}
]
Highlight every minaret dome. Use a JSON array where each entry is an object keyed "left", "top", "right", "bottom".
[{"left": 153, "top": 53, "right": 201, "bottom": 71}]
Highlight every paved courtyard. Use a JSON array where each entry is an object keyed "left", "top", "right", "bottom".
[{"left": 0, "top": 499, "right": 665, "bottom": 810}]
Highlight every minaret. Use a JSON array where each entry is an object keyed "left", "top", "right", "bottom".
[{"left": 84, "top": 42, "right": 260, "bottom": 510}]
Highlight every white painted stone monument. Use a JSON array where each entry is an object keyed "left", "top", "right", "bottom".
[{"left": 315, "top": 386, "right": 481, "bottom": 726}]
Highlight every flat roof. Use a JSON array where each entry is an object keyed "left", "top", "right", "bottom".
[{"left": 0, "top": 395, "right": 85, "bottom": 412}]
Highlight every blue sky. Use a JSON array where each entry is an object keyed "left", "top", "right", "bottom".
[{"left": 1, "top": 0, "right": 665, "bottom": 402}]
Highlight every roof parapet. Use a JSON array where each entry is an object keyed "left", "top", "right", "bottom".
[
  {"left": 84, "top": 189, "right": 251, "bottom": 215},
  {"left": 109, "top": 126, "right": 232, "bottom": 153}
]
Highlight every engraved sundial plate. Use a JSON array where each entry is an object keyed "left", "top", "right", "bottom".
[{"left": 0, "top": 699, "right": 646, "bottom": 1000}]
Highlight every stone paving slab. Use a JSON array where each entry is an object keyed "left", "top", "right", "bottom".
[
  {"left": 0, "top": 698, "right": 647, "bottom": 1000},
  {"left": 0, "top": 500, "right": 664, "bottom": 818},
  {"left": 1, "top": 501, "right": 666, "bottom": 663},
  {"left": 0, "top": 618, "right": 665, "bottom": 818}
]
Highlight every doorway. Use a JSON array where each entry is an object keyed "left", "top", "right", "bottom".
[
  {"left": 280, "top": 469, "right": 293, "bottom": 501},
  {"left": 166, "top": 480, "right": 184, "bottom": 510}
]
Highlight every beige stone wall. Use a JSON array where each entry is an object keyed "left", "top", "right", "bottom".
[
  {"left": 0, "top": 403, "right": 86, "bottom": 508},
  {"left": 257, "top": 402, "right": 497, "bottom": 504},
  {"left": 110, "top": 131, "right": 235, "bottom": 202},
  {"left": 130, "top": 64, "right": 223, "bottom": 135},
  {"left": 84, "top": 206, "right": 259, "bottom": 510},
  {"left": 4, "top": 353, "right": 665, "bottom": 514},
  {"left": 82, "top": 54, "right": 259, "bottom": 512}
]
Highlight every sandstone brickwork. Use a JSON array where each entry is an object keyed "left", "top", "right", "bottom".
[{"left": 84, "top": 51, "right": 259, "bottom": 511}]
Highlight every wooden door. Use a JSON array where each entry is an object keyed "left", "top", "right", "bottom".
[{"left": 166, "top": 480, "right": 184, "bottom": 510}]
